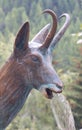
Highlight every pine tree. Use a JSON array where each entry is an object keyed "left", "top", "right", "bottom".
[{"left": 67, "top": 42, "right": 82, "bottom": 129}]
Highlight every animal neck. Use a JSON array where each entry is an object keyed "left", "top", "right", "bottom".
[
  {"left": 0, "top": 57, "right": 33, "bottom": 100},
  {"left": 0, "top": 58, "right": 32, "bottom": 129}
]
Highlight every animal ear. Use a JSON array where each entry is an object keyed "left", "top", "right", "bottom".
[
  {"left": 31, "top": 24, "right": 51, "bottom": 44},
  {"left": 14, "top": 22, "right": 29, "bottom": 52}
]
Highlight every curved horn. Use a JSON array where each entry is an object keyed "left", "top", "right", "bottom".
[
  {"left": 50, "top": 13, "right": 71, "bottom": 51},
  {"left": 39, "top": 9, "right": 57, "bottom": 51}
]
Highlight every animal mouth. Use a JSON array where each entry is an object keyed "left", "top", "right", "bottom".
[
  {"left": 46, "top": 88, "right": 53, "bottom": 99},
  {"left": 39, "top": 84, "right": 62, "bottom": 99}
]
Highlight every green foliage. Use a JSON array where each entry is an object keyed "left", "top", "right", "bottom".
[
  {"left": 66, "top": 44, "right": 82, "bottom": 129},
  {"left": 5, "top": 7, "right": 28, "bottom": 34},
  {"left": 0, "top": 41, "right": 13, "bottom": 66}
]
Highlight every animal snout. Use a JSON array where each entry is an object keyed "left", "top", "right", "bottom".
[
  {"left": 53, "top": 79, "right": 63, "bottom": 89},
  {"left": 56, "top": 82, "right": 63, "bottom": 88}
]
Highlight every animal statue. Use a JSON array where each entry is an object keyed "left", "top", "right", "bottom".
[{"left": 0, "top": 9, "right": 70, "bottom": 130}]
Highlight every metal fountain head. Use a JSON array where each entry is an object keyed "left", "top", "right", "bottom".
[
  {"left": 14, "top": 9, "right": 70, "bottom": 99},
  {"left": 0, "top": 9, "right": 70, "bottom": 129}
]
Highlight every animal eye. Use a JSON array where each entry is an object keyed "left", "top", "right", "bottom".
[{"left": 31, "top": 55, "right": 40, "bottom": 63}]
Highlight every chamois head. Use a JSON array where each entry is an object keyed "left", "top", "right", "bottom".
[
  {"left": 0, "top": 9, "right": 71, "bottom": 129},
  {"left": 13, "top": 9, "right": 70, "bottom": 99}
]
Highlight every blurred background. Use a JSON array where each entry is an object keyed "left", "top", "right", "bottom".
[{"left": 0, "top": 0, "right": 82, "bottom": 130}]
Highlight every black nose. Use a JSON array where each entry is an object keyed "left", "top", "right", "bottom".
[
  {"left": 54, "top": 79, "right": 63, "bottom": 89},
  {"left": 56, "top": 84, "right": 63, "bottom": 91},
  {"left": 56, "top": 82, "right": 63, "bottom": 88}
]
